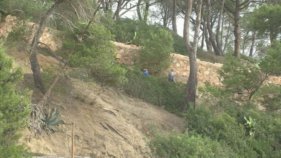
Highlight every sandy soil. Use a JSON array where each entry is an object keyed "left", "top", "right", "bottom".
[{"left": 20, "top": 77, "right": 185, "bottom": 158}]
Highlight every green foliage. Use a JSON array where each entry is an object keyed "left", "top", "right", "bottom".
[
  {"left": 0, "top": 0, "right": 50, "bottom": 20},
  {"left": 246, "top": 5, "right": 281, "bottom": 42},
  {"left": 219, "top": 54, "right": 265, "bottom": 99},
  {"left": 255, "top": 85, "right": 281, "bottom": 111},
  {"left": 42, "top": 108, "right": 64, "bottom": 133},
  {"left": 122, "top": 69, "right": 185, "bottom": 113},
  {"left": 0, "top": 45, "right": 30, "bottom": 157},
  {"left": 260, "top": 42, "right": 281, "bottom": 76},
  {"left": 138, "top": 27, "right": 174, "bottom": 74},
  {"left": 110, "top": 18, "right": 140, "bottom": 43},
  {"left": 151, "top": 134, "right": 236, "bottom": 158},
  {"left": 6, "top": 21, "right": 30, "bottom": 43},
  {"left": 172, "top": 33, "right": 187, "bottom": 55},
  {"left": 62, "top": 23, "right": 126, "bottom": 86},
  {"left": 184, "top": 103, "right": 281, "bottom": 158},
  {"left": 104, "top": 19, "right": 173, "bottom": 74}
]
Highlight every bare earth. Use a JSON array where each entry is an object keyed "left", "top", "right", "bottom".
[{"left": 20, "top": 77, "right": 185, "bottom": 158}]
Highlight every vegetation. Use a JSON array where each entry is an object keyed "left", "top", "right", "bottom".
[
  {"left": 138, "top": 27, "right": 173, "bottom": 74},
  {"left": 122, "top": 69, "right": 185, "bottom": 113},
  {"left": 0, "top": 45, "right": 30, "bottom": 157},
  {"left": 62, "top": 23, "right": 127, "bottom": 86},
  {"left": 151, "top": 133, "right": 237, "bottom": 158},
  {"left": 0, "top": 0, "right": 281, "bottom": 157}
]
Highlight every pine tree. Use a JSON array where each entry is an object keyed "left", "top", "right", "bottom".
[{"left": 0, "top": 45, "right": 30, "bottom": 157}]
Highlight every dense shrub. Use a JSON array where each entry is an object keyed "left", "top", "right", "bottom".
[
  {"left": 260, "top": 42, "right": 281, "bottom": 76},
  {"left": 122, "top": 69, "right": 185, "bottom": 113},
  {"left": 111, "top": 19, "right": 140, "bottom": 43},
  {"left": 255, "top": 85, "right": 281, "bottom": 111},
  {"left": 0, "top": 0, "right": 49, "bottom": 20},
  {"left": 104, "top": 19, "right": 174, "bottom": 74},
  {"left": 185, "top": 103, "right": 281, "bottom": 158},
  {"left": 0, "top": 45, "right": 30, "bottom": 157},
  {"left": 62, "top": 23, "right": 126, "bottom": 86},
  {"left": 219, "top": 54, "right": 265, "bottom": 100},
  {"left": 6, "top": 21, "right": 30, "bottom": 43},
  {"left": 172, "top": 33, "right": 187, "bottom": 55},
  {"left": 151, "top": 134, "right": 237, "bottom": 158},
  {"left": 138, "top": 28, "right": 173, "bottom": 74}
]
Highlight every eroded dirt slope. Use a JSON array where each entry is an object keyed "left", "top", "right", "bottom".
[{"left": 21, "top": 77, "right": 184, "bottom": 158}]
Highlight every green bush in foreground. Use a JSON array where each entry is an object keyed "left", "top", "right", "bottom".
[
  {"left": 0, "top": 45, "right": 30, "bottom": 157},
  {"left": 185, "top": 103, "right": 281, "bottom": 158},
  {"left": 151, "top": 134, "right": 236, "bottom": 158}
]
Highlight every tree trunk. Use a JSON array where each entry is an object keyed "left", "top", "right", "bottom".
[
  {"left": 203, "top": 17, "right": 212, "bottom": 52},
  {"left": 137, "top": 0, "right": 142, "bottom": 21},
  {"left": 29, "top": 0, "right": 64, "bottom": 94},
  {"left": 233, "top": 0, "right": 241, "bottom": 57},
  {"left": 189, "top": 0, "right": 202, "bottom": 108},
  {"left": 201, "top": 24, "right": 205, "bottom": 50},
  {"left": 249, "top": 31, "right": 256, "bottom": 57},
  {"left": 84, "top": 1, "right": 101, "bottom": 33},
  {"left": 113, "top": 0, "right": 123, "bottom": 20},
  {"left": 143, "top": 0, "right": 149, "bottom": 23},
  {"left": 172, "top": 0, "right": 177, "bottom": 34},
  {"left": 206, "top": 0, "right": 221, "bottom": 55},
  {"left": 223, "top": 21, "right": 232, "bottom": 53},
  {"left": 215, "top": 0, "right": 224, "bottom": 55},
  {"left": 184, "top": 0, "right": 196, "bottom": 108}
]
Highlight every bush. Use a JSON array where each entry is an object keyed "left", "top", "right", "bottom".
[
  {"left": 138, "top": 28, "right": 174, "bottom": 74},
  {"left": 6, "top": 21, "right": 30, "bottom": 44},
  {"left": 260, "top": 42, "right": 281, "bottom": 76},
  {"left": 219, "top": 54, "right": 265, "bottom": 100},
  {"left": 62, "top": 23, "right": 126, "bottom": 86},
  {"left": 111, "top": 19, "right": 140, "bottom": 43},
  {"left": 172, "top": 33, "right": 187, "bottom": 55},
  {"left": 0, "top": 0, "right": 49, "bottom": 20},
  {"left": 122, "top": 69, "right": 185, "bottom": 113},
  {"left": 255, "top": 85, "right": 281, "bottom": 111},
  {"left": 151, "top": 134, "right": 237, "bottom": 158},
  {"left": 185, "top": 103, "right": 281, "bottom": 158},
  {"left": 0, "top": 45, "right": 30, "bottom": 157}
]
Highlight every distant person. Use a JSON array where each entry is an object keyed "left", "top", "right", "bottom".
[
  {"left": 168, "top": 69, "right": 176, "bottom": 82},
  {"left": 143, "top": 69, "right": 150, "bottom": 77}
]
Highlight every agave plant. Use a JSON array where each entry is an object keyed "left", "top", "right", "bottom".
[
  {"left": 244, "top": 116, "right": 255, "bottom": 137},
  {"left": 42, "top": 108, "right": 64, "bottom": 133}
]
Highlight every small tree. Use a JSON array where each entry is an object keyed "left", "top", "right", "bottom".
[
  {"left": 138, "top": 27, "right": 174, "bottom": 74},
  {"left": 0, "top": 45, "right": 30, "bottom": 157},
  {"left": 259, "top": 42, "right": 281, "bottom": 76},
  {"left": 63, "top": 23, "right": 127, "bottom": 86},
  {"left": 219, "top": 54, "right": 266, "bottom": 100}
]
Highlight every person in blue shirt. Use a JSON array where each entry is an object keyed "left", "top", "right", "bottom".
[
  {"left": 143, "top": 69, "right": 149, "bottom": 77},
  {"left": 168, "top": 69, "right": 176, "bottom": 82}
]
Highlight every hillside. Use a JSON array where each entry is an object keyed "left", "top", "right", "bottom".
[
  {"left": 21, "top": 78, "right": 185, "bottom": 157},
  {"left": 4, "top": 44, "right": 184, "bottom": 157},
  {"left": 1, "top": 15, "right": 281, "bottom": 158}
]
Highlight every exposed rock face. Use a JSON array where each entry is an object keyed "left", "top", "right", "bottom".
[
  {"left": 0, "top": 15, "right": 61, "bottom": 51},
  {"left": 0, "top": 15, "right": 18, "bottom": 38},
  {"left": 169, "top": 53, "right": 222, "bottom": 86}
]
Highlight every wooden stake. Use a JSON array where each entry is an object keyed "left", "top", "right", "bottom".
[{"left": 72, "top": 122, "right": 74, "bottom": 158}]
